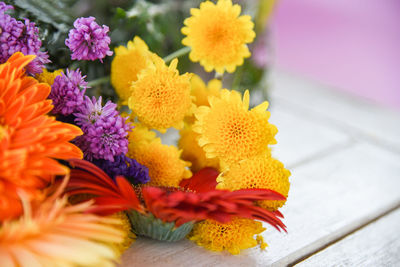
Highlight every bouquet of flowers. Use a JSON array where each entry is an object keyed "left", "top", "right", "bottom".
[{"left": 0, "top": 0, "right": 290, "bottom": 266}]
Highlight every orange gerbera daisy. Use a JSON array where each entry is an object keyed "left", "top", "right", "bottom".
[
  {"left": 0, "top": 53, "right": 83, "bottom": 220},
  {"left": 0, "top": 179, "right": 126, "bottom": 267}
]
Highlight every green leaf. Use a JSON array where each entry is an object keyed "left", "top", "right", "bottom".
[
  {"left": 115, "top": 7, "right": 126, "bottom": 19},
  {"left": 11, "top": 0, "right": 73, "bottom": 31}
]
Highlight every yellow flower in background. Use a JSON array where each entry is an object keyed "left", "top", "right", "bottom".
[
  {"left": 185, "top": 74, "right": 222, "bottom": 125},
  {"left": 128, "top": 139, "right": 192, "bottom": 187},
  {"left": 129, "top": 58, "right": 193, "bottom": 132},
  {"left": 111, "top": 37, "right": 160, "bottom": 104},
  {"left": 182, "top": 0, "right": 255, "bottom": 73},
  {"left": 190, "top": 74, "right": 222, "bottom": 107},
  {"left": 189, "top": 217, "right": 266, "bottom": 255},
  {"left": 35, "top": 68, "right": 63, "bottom": 85},
  {"left": 110, "top": 212, "right": 136, "bottom": 256},
  {"left": 193, "top": 89, "right": 277, "bottom": 167},
  {"left": 178, "top": 124, "right": 220, "bottom": 172},
  {"left": 126, "top": 121, "right": 158, "bottom": 151},
  {"left": 217, "top": 155, "right": 291, "bottom": 211},
  {"left": 0, "top": 195, "right": 125, "bottom": 267}
]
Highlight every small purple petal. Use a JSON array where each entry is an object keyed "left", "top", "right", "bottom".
[
  {"left": 0, "top": 2, "right": 50, "bottom": 75},
  {"left": 73, "top": 96, "right": 132, "bottom": 161},
  {"left": 92, "top": 155, "right": 150, "bottom": 185},
  {"left": 49, "top": 69, "right": 88, "bottom": 116},
  {"left": 65, "top": 16, "right": 113, "bottom": 62}
]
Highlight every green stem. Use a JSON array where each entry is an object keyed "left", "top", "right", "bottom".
[
  {"left": 163, "top": 47, "right": 191, "bottom": 63},
  {"left": 88, "top": 76, "right": 110, "bottom": 87},
  {"left": 231, "top": 66, "right": 243, "bottom": 91}
]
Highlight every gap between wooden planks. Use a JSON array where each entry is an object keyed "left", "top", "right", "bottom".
[
  {"left": 287, "top": 202, "right": 400, "bottom": 266},
  {"left": 295, "top": 206, "right": 400, "bottom": 266}
]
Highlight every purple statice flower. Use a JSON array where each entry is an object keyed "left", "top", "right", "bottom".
[
  {"left": 74, "top": 96, "right": 132, "bottom": 162},
  {"left": 65, "top": 16, "right": 113, "bottom": 62},
  {"left": 93, "top": 155, "right": 150, "bottom": 185},
  {"left": 0, "top": 2, "right": 50, "bottom": 75},
  {"left": 49, "top": 69, "right": 88, "bottom": 116},
  {"left": 74, "top": 96, "right": 118, "bottom": 131}
]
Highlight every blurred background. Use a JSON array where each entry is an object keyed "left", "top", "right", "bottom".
[
  {"left": 6, "top": 0, "right": 400, "bottom": 109},
  {"left": 269, "top": 0, "right": 400, "bottom": 110}
]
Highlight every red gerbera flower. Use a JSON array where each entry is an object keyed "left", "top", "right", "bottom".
[{"left": 66, "top": 159, "right": 286, "bottom": 232}]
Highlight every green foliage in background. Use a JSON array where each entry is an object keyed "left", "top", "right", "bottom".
[{"left": 4, "top": 0, "right": 274, "bottom": 103}]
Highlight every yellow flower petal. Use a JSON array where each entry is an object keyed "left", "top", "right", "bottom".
[
  {"left": 178, "top": 124, "right": 220, "bottom": 172},
  {"left": 217, "top": 155, "right": 291, "bottom": 211},
  {"left": 193, "top": 89, "right": 277, "bottom": 166},
  {"left": 190, "top": 74, "right": 222, "bottom": 107},
  {"left": 189, "top": 217, "right": 265, "bottom": 254},
  {"left": 128, "top": 139, "right": 192, "bottom": 187},
  {"left": 182, "top": 0, "right": 255, "bottom": 73},
  {"left": 111, "top": 36, "right": 158, "bottom": 104},
  {"left": 128, "top": 58, "right": 193, "bottom": 131},
  {"left": 35, "top": 69, "right": 63, "bottom": 86}
]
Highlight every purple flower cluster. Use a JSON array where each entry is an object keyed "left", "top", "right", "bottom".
[
  {"left": 0, "top": 2, "right": 50, "bottom": 75},
  {"left": 74, "top": 95, "right": 118, "bottom": 129},
  {"left": 65, "top": 16, "right": 113, "bottom": 62},
  {"left": 74, "top": 96, "right": 132, "bottom": 162},
  {"left": 93, "top": 155, "right": 150, "bottom": 185},
  {"left": 0, "top": 1, "right": 9, "bottom": 12},
  {"left": 49, "top": 69, "right": 88, "bottom": 116}
]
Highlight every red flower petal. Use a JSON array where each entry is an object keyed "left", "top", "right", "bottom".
[
  {"left": 179, "top": 167, "right": 219, "bottom": 192},
  {"left": 67, "top": 159, "right": 142, "bottom": 214}
]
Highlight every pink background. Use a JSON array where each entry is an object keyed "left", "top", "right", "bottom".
[{"left": 270, "top": 0, "right": 400, "bottom": 110}]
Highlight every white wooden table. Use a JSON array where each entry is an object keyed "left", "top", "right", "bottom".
[{"left": 120, "top": 70, "right": 400, "bottom": 266}]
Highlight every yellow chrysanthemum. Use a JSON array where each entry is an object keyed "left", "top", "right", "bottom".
[
  {"left": 190, "top": 74, "right": 222, "bottom": 107},
  {"left": 193, "top": 89, "right": 277, "bottom": 167},
  {"left": 128, "top": 139, "right": 192, "bottom": 187},
  {"left": 178, "top": 124, "right": 219, "bottom": 172},
  {"left": 188, "top": 217, "right": 265, "bottom": 255},
  {"left": 217, "top": 155, "right": 290, "bottom": 211},
  {"left": 110, "top": 212, "right": 136, "bottom": 256},
  {"left": 128, "top": 58, "right": 193, "bottom": 132},
  {"left": 127, "top": 121, "right": 158, "bottom": 152},
  {"left": 35, "top": 69, "right": 63, "bottom": 85},
  {"left": 111, "top": 36, "right": 160, "bottom": 104},
  {"left": 182, "top": 0, "right": 255, "bottom": 73}
]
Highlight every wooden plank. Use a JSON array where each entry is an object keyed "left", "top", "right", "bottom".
[
  {"left": 269, "top": 70, "right": 400, "bottom": 152},
  {"left": 269, "top": 107, "right": 351, "bottom": 168},
  {"left": 120, "top": 142, "right": 400, "bottom": 267},
  {"left": 295, "top": 208, "right": 400, "bottom": 267}
]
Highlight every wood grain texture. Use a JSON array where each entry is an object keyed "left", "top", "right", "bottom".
[
  {"left": 269, "top": 106, "right": 351, "bottom": 168},
  {"left": 295, "top": 208, "right": 400, "bottom": 267},
  {"left": 270, "top": 70, "right": 400, "bottom": 153},
  {"left": 120, "top": 142, "right": 400, "bottom": 267}
]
